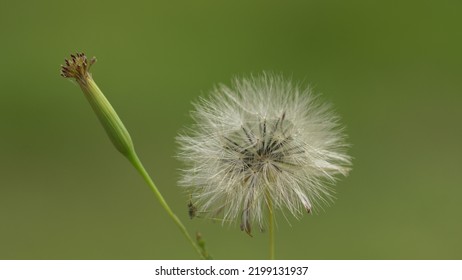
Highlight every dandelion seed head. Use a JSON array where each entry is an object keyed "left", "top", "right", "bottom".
[{"left": 177, "top": 73, "right": 352, "bottom": 235}]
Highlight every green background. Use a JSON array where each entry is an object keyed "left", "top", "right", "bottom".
[{"left": 1, "top": 0, "right": 461, "bottom": 259}]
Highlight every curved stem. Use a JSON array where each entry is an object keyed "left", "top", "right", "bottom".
[
  {"left": 61, "top": 53, "right": 206, "bottom": 259},
  {"left": 266, "top": 191, "right": 275, "bottom": 260},
  {"left": 127, "top": 152, "right": 204, "bottom": 259}
]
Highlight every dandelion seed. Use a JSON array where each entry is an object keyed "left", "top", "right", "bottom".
[{"left": 177, "top": 73, "right": 352, "bottom": 236}]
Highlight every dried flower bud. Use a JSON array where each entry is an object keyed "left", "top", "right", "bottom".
[{"left": 61, "top": 53, "right": 135, "bottom": 158}]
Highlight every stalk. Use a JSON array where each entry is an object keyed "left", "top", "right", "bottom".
[
  {"left": 266, "top": 191, "right": 275, "bottom": 260},
  {"left": 61, "top": 53, "right": 205, "bottom": 259}
]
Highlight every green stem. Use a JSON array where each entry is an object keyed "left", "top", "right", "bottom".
[
  {"left": 266, "top": 191, "right": 275, "bottom": 260},
  {"left": 61, "top": 53, "right": 206, "bottom": 259},
  {"left": 127, "top": 152, "right": 205, "bottom": 259}
]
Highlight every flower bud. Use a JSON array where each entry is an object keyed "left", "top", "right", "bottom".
[{"left": 61, "top": 53, "right": 135, "bottom": 158}]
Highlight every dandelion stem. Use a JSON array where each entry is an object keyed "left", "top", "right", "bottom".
[
  {"left": 61, "top": 53, "right": 206, "bottom": 259},
  {"left": 127, "top": 152, "right": 205, "bottom": 259},
  {"left": 266, "top": 191, "right": 275, "bottom": 260}
]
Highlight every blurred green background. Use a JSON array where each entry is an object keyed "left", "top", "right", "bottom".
[{"left": 1, "top": 0, "right": 461, "bottom": 259}]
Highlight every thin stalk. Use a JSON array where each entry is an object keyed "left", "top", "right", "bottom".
[
  {"left": 266, "top": 191, "right": 275, "bottom": 260},
  {"left": 127, "top": 152, "right": 204, "bottom": 258},
  {"left": 61, "top": 53, "right": 207, "bottom": 259}
]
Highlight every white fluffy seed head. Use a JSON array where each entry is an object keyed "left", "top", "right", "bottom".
[{"left": 177, "top": 73, "right": 352, "bottom": 235}]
